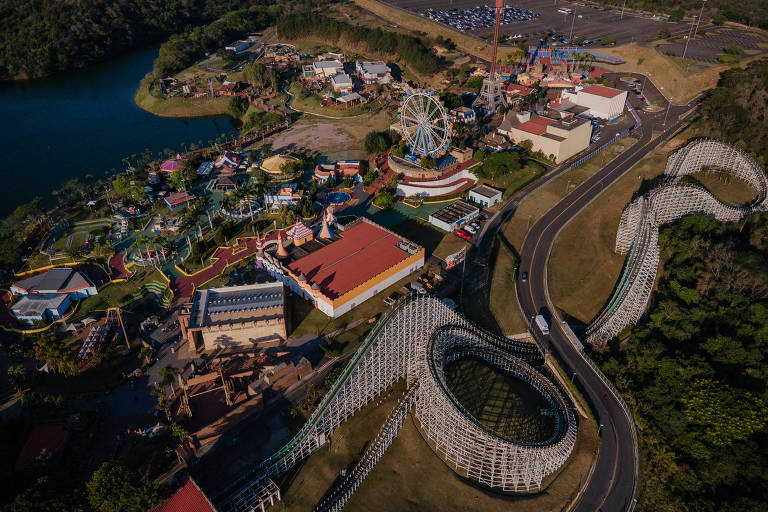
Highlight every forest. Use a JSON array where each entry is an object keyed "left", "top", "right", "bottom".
[
  {"left": 593, "top": 59, "right": 768, "bottom": 511},
  {"left": 701, "top": 59, "right": 768, "bottom": 169},
  {"left": 597, "top": 0, "right": 768, "bottom": 29},
  {"left": 0, "top": 0, "right": 263, "bottom": 80},
  {"left": 276, "top": 12, "right": 441, "bottom": 75},
  {"left": 596, "top": 214, "right": 768, "bottom": 511}
]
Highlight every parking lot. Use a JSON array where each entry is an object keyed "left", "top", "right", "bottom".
[
  {"left": 655, "top": 26, "right": 768, "bottom": 63},
  {"left": 385, "top": 0, "right": 690, "bottom": 46}
]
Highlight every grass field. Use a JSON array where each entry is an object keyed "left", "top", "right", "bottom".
[
  {"left": 548, "top": 142, "right": 668, "bottom": 325},
  {"left": 489, "top": 234, "right": 527, "bottom": 334},
  {"left": 287, "top": 82, "right": 377, "bottom": 118},
  {"left": 288, "top": 271, "right": 421, "bottom": 339},
  {"left": 74, "top": 267, "right": 167, "bottom": 319}
]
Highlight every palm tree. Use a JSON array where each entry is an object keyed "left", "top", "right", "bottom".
[
  {"left": 133, "top": 234, "right": 152, "bottom": 262},
  {"left": 160, "top": 365, "right": 179, "bottom": 394}
]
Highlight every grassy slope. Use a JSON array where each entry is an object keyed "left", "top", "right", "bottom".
[{"left": 600, "top": 44, "right": 761, "bottom": 104}]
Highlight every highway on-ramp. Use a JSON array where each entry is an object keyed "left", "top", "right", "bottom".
[{"left": 514, "top": 99, "right": 698, "bottom": 510}]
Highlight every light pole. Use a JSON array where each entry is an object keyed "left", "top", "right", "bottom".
[
  {"left": 620, "top": 0, "right": 627, "bottom": 20},
  {"left": 571, "top": 372, "right": 577, "bottom": 383},
  {"left": 569, "top": 12, "right": 577, "bottom": 43},
  {"left": 663, "top": 98, "right": 672, "bottom": 126}
]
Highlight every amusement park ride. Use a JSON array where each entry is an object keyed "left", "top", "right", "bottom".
[
  {"left": 397, "top": 0, "right": 507, "bottom": 167},
  {"left": 473, "top": 0, "right": 507, "bottom": 113}
]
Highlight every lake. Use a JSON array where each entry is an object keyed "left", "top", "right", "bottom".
[{"left": 0, "top": 46, "right": 235, "bottom": 217}]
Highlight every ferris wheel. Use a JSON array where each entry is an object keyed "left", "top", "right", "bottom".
[{"left": 399, "top": 92, "right": 450, "bottom": 158}]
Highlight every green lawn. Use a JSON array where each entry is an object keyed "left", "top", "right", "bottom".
[
  {"left": 74, "top": 267, "right": 168, "bottom": 319},
  {"left": 288, "top": 81, "right": 377, "bottom": 118}
]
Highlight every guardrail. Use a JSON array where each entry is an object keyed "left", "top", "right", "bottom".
[{"left": 560, "top": 322, "right": 639, "bottom": 512}]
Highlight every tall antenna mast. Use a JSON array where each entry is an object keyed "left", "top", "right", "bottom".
[{"left": 473, "top": 0, "right": 507, "bottom": 114}]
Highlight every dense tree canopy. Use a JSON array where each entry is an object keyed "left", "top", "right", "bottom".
[
  {"left": 701, "top": 59, "right": 768, "bottom": 169},
  {"left": 595, "top": 1, "right": 768, "bottom": 29},
  {"left": 276, "top": 12, "right": 440, "bottom": 74},
  {"left": 597, "top": 214, "right": 768, "bottom": 511},
  {"left": 0, "top": 0, "right": 259, "bottom": 79}
]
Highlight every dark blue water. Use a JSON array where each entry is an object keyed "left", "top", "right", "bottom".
[{"left": 0, "top": 46, "right": 235, "bottom": 217}]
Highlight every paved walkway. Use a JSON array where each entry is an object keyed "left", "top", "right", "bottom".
[
  {"left": 172, "top": 231, "right": 280, "bottom": 298},
  {"left": 108, "top": 252, "right": 131, "bottom": 280}
]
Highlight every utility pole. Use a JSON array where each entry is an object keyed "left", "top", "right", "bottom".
[
  {"left": 681, "top": 13, "right": 697, "bottom": 61},
  {"left": 693, "top": 0, "right": 707, "bottom": 40},
  {"left": 620, "top": 0, "right": 627, "bottom": 20},
  {"left": 569, "top": 12, "right": 576, "bottom": 43}
]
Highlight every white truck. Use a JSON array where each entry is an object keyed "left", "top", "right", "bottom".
[{"left": 535, "top": 314, "right": 550, "bottom": 335}]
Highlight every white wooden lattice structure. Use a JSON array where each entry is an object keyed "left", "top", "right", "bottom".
[
  {"left": 216, "top": 297, "right": 577, "bottom": 511},
  {"left": 588, "top": 139, "right": 768, "bottom": 347}
]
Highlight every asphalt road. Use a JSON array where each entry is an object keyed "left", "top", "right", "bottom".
[{"left": 514, "top": 100, "right": 698, "bottom": 510}]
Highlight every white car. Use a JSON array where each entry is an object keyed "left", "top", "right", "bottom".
[{"left": 464, "top": 225, "right": 477, "bottom": 235}]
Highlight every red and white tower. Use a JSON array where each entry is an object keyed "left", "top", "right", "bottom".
[{"left": 473, "top": 0, "right": 507, "bottom": 113}]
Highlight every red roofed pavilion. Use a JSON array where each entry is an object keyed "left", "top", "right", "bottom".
[{"left": 153, "top": 478, "right": 217, "bottom": 512}]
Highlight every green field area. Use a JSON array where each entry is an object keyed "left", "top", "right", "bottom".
[
  {"left": 51, "top": 231, "right": 88, "bottom": 252},
  {"left": 288, "top": 270, "right": 422, "bottom": 339},
  {"left": 74, "top": 267, "right": 169, "bottom": 319},
  {"left": 489, "top": 235, "right": 526, "bottom": 334},
  {"left": 502, "top": 136, "right": 638, "bottom": 252},
  {"left": 287, "top": 81, "right": 377, "bottom": 118}
]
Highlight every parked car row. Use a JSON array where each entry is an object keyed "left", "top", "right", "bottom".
[
  {"left": 454, "top": 215, "right": 487, "bottom": 241},
  {"left": 421, "top": 6, "right": 539, "bottom": 32}
]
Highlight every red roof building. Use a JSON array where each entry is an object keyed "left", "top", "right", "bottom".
[
  {"left": 580, "top": 84, "right": 625, "bottom": 98},
  {"left": 515, "top": 116, "right": 556, "bottom": 135},
  {"left": 15, "top": 424, "right": 69, "bottom": 471},
  {"left": 283, "top": 219, "right": 424, "bottom": 317},
  {"left": 153, "top": 478, "right": 217, "bottom": 512},
  {"left": 165, "top": 191, "right": 196, "bottom": 210}
]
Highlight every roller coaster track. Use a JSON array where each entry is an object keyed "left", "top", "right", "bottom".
[
  {"left": 587, "top": 139, "right": 768, "bottom": 346},
  {"left": 215, "top": 298, "right": 575, "bottom": 511}
]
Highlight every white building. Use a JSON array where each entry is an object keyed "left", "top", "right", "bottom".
[
  {"left": 312, "top": 60, "right": 344, "bottom": 78},
  {"left": 469, "top": 185, "right": 503, "bottom": 207},
  {"left": 331, "top": 73, "right": 354, "bottom": 93},
  {"left": 509, "top": 115, "right": 592, "bottom": 163},
  {"left": 428, "top": 201, "right": 480, "bottom": 232},
  {"left": 562, "top": 85, "right": 627, "bottom": 120},
  {"left": 355, "top": 61, "right": 392, "bottom": 84},
  {"left": 11, "top": 294, "right": 71, "bottom": 323}
]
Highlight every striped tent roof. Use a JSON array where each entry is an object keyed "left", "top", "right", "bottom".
[{"left": 286, "top": 220, "right": 312, "bottom": 240}]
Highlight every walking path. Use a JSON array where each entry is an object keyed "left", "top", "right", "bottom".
[{"left": 172, "top": 231, "right": 280, "bottom": 298}]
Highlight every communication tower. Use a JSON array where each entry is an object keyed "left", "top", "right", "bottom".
[{"left": 473, "top": 0, "right": 507, "bottom": 113}]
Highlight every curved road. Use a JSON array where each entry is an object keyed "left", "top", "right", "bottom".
[{"left": 514, "top": 94, "right": 699, "bottom": 510}]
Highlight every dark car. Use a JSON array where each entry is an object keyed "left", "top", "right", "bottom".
[{"left": 521, "top": 271, "right": 528, "bottom": 282}]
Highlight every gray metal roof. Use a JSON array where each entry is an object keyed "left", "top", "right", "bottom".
[
  {"left": 13, "top": 268, "right": 91, "bottom": 294},
  {"left": 11, "top": 294, "right": 68, "bottom": 317},
  {"left": 190, "top": 282, "right": 284, "bottom": 328},
  {"left": 430, "top": 201, "right": 479, "bottom": 224}
]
